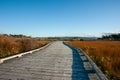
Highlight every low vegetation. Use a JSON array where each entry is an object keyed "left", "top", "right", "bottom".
[
  {"left": 67, "top": 41, "right": 120, "bottom": 80},
  {"left": 0, "top": 34, "right": 50, "bottom": 58}
]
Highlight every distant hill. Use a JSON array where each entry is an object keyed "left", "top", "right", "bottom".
[{"left": 44, "top": 36, "right": 99, "bottom": 41}]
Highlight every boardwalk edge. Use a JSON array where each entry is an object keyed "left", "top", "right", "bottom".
[
  {"left": 78, "top": 48, "right": 108, "bottom": 80},
  {"left": 63, "top": 42, "right": 108, "bottom": 80},
  {"left": 0, "top": 42, "right": 52, "bottom": 64}
]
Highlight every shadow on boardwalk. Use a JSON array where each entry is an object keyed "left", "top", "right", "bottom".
[{"left": 63, "top": 42, "right": 90, "bottom": 80}]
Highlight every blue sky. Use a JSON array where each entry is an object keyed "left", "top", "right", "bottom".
[{"left": 0, "top": 0, "right": 120, "bottom": 37}]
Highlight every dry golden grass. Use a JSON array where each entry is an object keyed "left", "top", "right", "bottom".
[
  {"left": 67, "top": 41, "right": 120, "bottom": 80},
  {"left": 0, "top": 35, "right": 50, "bottom": 58}
]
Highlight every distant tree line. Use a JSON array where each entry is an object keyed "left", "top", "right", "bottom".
[
  {"left": 9, "top": 34, "right": 31, "bottom": 38},
  {"left": 100, "top": 33, "right": 120, "bottom": 41},
  {"left": 1, "top": 34, "right": 31, "bottom": 38}
]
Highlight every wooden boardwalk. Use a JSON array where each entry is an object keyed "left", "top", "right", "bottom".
[{"left": 0, "top": 41, "right": 107, "bottom": 80}]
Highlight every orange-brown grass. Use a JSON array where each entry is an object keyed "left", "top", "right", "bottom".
[
  {"left": 67, "top": 41, "right": 120, "bottom": 80},
  {"left": 0, "top": 35, "right": 50, "bottom": 58}
]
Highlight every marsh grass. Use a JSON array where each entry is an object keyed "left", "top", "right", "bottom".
[
  {"left": 67, "top": 41, "right": 120, "bottom": 80},
  {"left": 0, "top": 35, "right": 50, "bottom": 58}
]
